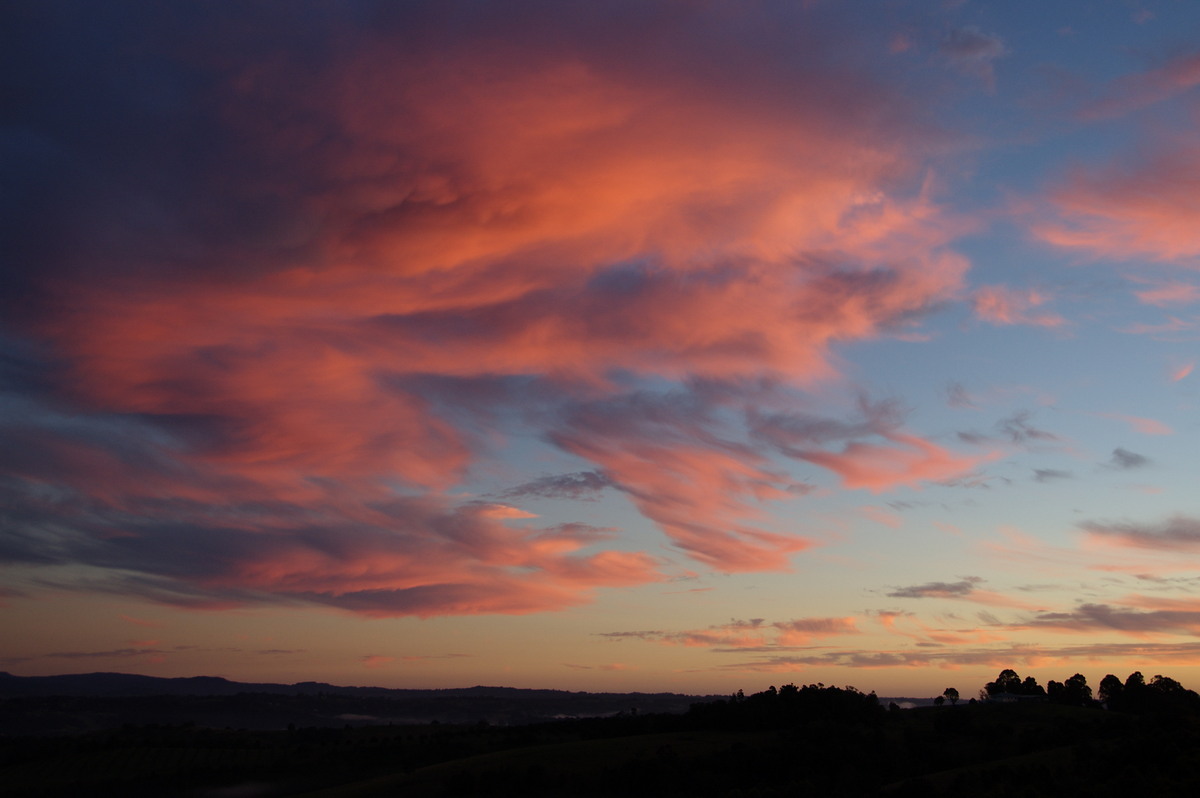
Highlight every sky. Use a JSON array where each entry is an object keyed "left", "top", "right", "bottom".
[{"left": 3, "top": 0, "right": 1200, "bottom": 698}]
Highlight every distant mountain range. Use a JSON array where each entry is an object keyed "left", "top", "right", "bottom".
[
  {"left": 0, "top": 670, "right": 694, "bottom": 700},
  {"left": 0, "top": 672, "right": 721, "bottom": 734}
]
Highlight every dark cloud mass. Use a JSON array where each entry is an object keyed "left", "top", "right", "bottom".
[
  {"left": 499, "top": 471, "right": 615, "bottom": 501},
  {"left": 1081, "top": 515, "right": 1200, "bottom": 551},
  {"left": 1109, "top": 447, "right": 1149, "bottom": 469},
  {"left": 886, "top": 577, "right": 982, "bottom": 599},
  {"left": 998, "top": 411, "right": 1058, "bottom": 444},
  {"left": 1026, "top": 603, "right": 1200, "bottom": 635}
]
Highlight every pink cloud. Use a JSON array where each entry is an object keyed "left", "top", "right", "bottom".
[
  {"left": 1094, "top": 413, "right": 1174, "bottom": 436},
  {"left": 1170, "top": 361, "right": 1195, "bottom": 382},
  {"left": 888, "top": 32, "right": 914, "bottom": 54},
  {"left": 793, "top": 433, "right": 988, "bottom": 493},
  {"left": 552, "top": 396, "right": 813, "bottom": 571},
  {"left": 1118, "top": 317, "right": 1198, "bottom": 336},
  {"left": 3, "top": 3, "right": 978, "bottom": 616},
  {"left": 1080, "top": 51, "right": 1200, "bottom": 120},
  {"left": 1036, "top": 146, "right": 1200, "bottom": 263},
  {"left": 972, "top": 285, "right": 1066, "bottom": 328},
  {"left": 1131, "top": 280, "right": 1200, "bottom": 307},
  {"left": 773, "top": 617, "right": 859, "bottom": 646},
  {"left": 860, "top": 505, "right": 903, "bottom": 528},
  {"left": 475, "top": 504, "right": 540, "bottom": 520}
]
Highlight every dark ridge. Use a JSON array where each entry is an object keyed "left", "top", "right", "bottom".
[{"left": 0, "top": 671, "right": 706, "bottom": 701}]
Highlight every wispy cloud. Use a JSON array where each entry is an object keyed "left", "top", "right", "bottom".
[
  {"left": 1033, "top": 468, "right": 1072, "bottom": 483},
  {"left": 498, "top": 471, "right": 614, "bottom": 501},
  {"left": 1169, "top": 361, "right": 1195, "bottom": 382},
  {"left": 600, "top": 616, "right": 860, "bottom": 651},
  {"left": 705, "top": 641, "right": 1200, "bottom": 672},
  {"left": 1080, "top": 50, "right": 1200, "bottom": 120},
  {"left": 1130, "top": 279, "right": 1200, "bottom": 307},
  {"left": 939, "top": 27, "right": 1007, "bottom": 90},
  {"left": 1107, "top": 448, "right": 1149, "bottom": 470},
  {"left": 1093, "top": 413, "right": 1173, "bottom": 436},
  {"left": 1037, "top": 146, "right": 1200, "bottom": 263},
  {"left": 972, "top": 286, "right": 1066, "bottom": 328},
  {"left": 997, "top": 410, "right": 1059, "bottom": 445},
  {"left": 360, "top": 655, "right": 395, "bottom": 669},
  {"left": 885, "top": 576, "right": 1048, "bottom": 610}
]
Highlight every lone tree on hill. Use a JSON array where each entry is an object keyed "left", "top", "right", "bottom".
[{"left": 943, "top": 687, "right": 959, "bottom": 705}]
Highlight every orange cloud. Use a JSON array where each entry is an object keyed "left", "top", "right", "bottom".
[{"left": 360, "top": 655, "right": 395, "bottom": 669}]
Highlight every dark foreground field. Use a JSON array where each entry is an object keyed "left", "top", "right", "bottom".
[{"left": 5, "top": 692, "right": 1200, "bottom": 797}]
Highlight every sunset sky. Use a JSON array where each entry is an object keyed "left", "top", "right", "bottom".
[{"left": 4, "top": 0, "right": 1200, "bottom": 698}]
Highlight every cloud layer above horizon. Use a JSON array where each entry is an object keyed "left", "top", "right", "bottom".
[{"left": 4, "top": 0, "right": 1200, "bottom": 689}]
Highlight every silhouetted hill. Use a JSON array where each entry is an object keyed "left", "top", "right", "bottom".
[{"left": 7, "top": 686, "right": 1200, "bottom": 797}]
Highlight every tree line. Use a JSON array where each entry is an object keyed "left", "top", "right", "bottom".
[{"left": 943, "top": 668, "right": 1200, "bottom": 713}]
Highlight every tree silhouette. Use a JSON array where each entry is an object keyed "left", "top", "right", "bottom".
[
  {"left": 1047, "top": 673, "right": 1091, "bottom": 706},
  {"left": 1151, "top": 674, "right": 1185, "bottom": 694},
  {"left": 942, "top": 687, "right": 959, "bottom": 705},
  {"left": 1020, "top": 676, "right": 1046, "bottom": 696},
  {"left": 1065, "top": 673, "right": 1092, "bottom": 705},
  {"left": 985, "top": 669, "right": 1022, "bottom": 696},
  {"left": 1098, "top": 674, "right": 1123, "bottom": 705}
]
